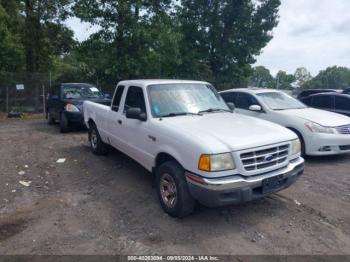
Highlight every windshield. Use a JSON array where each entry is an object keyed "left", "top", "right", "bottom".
[
  {"left": 62, "top": 85, "right": 103, "bottom": 99},
  {"left": 257, "top": 92, "right": 307, "bottom": 110},
  {"left": 148, "top": 83, "right": 229, "bottom": 117}
]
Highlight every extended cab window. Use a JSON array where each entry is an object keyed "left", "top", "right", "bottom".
[
  {"left": 236, "top": 93, "right": 259, "bottom": 110},
  {"left": 112, "top": 85, "right": 125, "bottom": 112},
  {"left": 312, "top": 96, "right": 333, "bottom": 109},
  {"left": 124, "top": 86, "right": 146, "bottom": 113}
]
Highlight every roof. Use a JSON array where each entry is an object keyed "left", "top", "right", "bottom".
[
  {"left": 220, "top": 87, "right": 281, "bottom": 94},
  {"left": 308, "top": 92, "right": 350, "bottom": 98},
  {"left": 117, "top": 79, "right": 210, "bottom": 87}
]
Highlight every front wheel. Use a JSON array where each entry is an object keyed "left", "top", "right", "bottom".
[
  {"left": 156, "top": 161, "right": 195, "bottom": 218},
  {"left": 60, "top": 113, "right": 70, "bottom": 133},
  {"left": 47, "top": 110, "right": 55, "bottom": 125},
  {"left": 88, "top": 123, "right": 109, "bottom": 155}
]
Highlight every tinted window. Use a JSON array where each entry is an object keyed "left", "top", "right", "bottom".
[
  {"left": 221, "top": 92, "right": 238, "bottom": 104},
  {"left": 112, "top": 86, "right": 125, "bottom": 112},
  {"left": 301, "top": 96, "right": 312, "bottom": 106},
  {"left": 335, "top": 96, "right": 350, "bottom": 111},
  {"left": 124, "top": 86, "right": 146, "bottom": 113},
  {"left": 312, "top": 96, "right": 333, "bottom": 109},
  {"left": 236, "top": 93, "right": 259, "bottom": 110}
]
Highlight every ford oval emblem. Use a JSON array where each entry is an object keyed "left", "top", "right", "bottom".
[{"left": 264, "top": 155, "right": 275, "bottom": 162}]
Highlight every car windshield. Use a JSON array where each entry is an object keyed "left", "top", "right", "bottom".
[
  {"left": 148, "top": 83, "right": 229, "bottom": 117},
  {"left": 62, "top": 85, "right": 103, "bottom": 99},
  {"left": 257, "top": 92, "right": 307, "bottom": 110}
]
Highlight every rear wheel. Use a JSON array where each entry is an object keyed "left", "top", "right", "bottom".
[
  {"left": 59, "top": 113, "right": 70, "bottom": 133},
  {"left": 47, "top": 110, "right": 55, "bottom": 125},
  {"left": 156, "top": 161, "right": 195, "bottom": 218},
  {"left": 88, "top": 123, "right": 109, "bottom": 155}
]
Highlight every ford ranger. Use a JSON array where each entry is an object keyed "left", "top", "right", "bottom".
[{"left": 83, "top": 80, "right": 304, "bottom": 217}]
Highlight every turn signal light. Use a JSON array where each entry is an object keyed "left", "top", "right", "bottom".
[{"left": 198, "top": 155, "right": 211, "bottom": 172}]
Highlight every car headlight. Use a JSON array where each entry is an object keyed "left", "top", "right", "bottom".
[
  {"left": 305, "top": 122, "right": 336, "bottom": 134},
  {"left": 198, "top": 153, "right": 235, "bottom": 172},
  {"left": 65, "top": 103, "right": 80, "bottom": 112},
  {"left": 291, "top": 139, "right": 301, "bottom": 155}
]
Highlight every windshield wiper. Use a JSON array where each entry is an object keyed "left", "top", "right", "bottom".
[
  {"left": 160, "top": 112, "right": 202, "bottom": 118},
  {"left": 198, "top": 108, "right": 232, "bottom": 114}
]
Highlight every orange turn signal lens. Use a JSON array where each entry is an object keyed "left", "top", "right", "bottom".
[{"left": 198, "top": 155, "right": 211, "bottom": 172}]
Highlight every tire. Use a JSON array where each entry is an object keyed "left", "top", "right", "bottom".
[
  {"left": 47, "top": 110, "right": 55, "bottom": 125},
  {"left": 88, "top": 123, "right": 109, "bottom": 155},
  {"left": 155, "top": 161, "right": 195, "bottom": 218},
  {"left": 59, "top": 113, "right": 70, "bottom": 133}
]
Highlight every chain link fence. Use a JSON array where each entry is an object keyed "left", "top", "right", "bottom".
[{"left": 0, "top": 72, "right": 55, "bottom": 114}]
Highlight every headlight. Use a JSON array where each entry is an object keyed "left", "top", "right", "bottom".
[
  {"left": 291, "top": 139, "right": 301, "bottom": 155},
  {"left": 305, "top": 122, "right": 336, "bottom": 134},
  {"left": 198, "top": 153, "right": 235, "bottom": 172},
  {"left": 65, "top": 103, "right": 80, "bottom": 112}
]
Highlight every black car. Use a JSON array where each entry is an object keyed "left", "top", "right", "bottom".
[
  {"left": 297, "top": 89, "right": 338, "bottom": 100},
  {"left": 46, "top": 83, "right": 111, "bottom": 132},
  {"left": 300, "top": 93, "right": 350, "bottom": 117}
]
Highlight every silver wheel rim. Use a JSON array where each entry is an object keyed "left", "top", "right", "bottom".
[
  {"left": 160, "top": 173, "right": 177, "bottom": 208},
  {"left": 91, "top": 129, "right": 98, "bottom": 149}
]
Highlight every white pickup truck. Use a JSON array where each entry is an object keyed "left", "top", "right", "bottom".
[{"left": 84, "top": 80, "right": 305, "bottom": 217}]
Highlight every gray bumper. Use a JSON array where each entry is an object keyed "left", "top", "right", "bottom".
[{"left": 186, "top": 158, "right": 305, "bottom": 207}]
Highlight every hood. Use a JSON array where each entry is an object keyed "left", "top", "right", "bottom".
[
  {"left": 64, "top": 97, "right": 111, "bottom": 110},
  {"left": 278, "top": 108, "right": 350, "bottom": 127},
  {"left": 160, "top": 113, "right": 296, "bottom": 152}
]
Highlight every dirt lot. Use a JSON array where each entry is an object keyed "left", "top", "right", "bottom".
[{"left": 0, "top": 118, "right": 350, "bottom": 255}]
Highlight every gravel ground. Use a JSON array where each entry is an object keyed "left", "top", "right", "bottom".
[{"left": 0, "top": 119, "right": 350, "bottom": 255}]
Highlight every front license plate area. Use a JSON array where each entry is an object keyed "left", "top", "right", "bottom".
[{"left": 262, "top": 175, "right": 284, "bottom": 194}]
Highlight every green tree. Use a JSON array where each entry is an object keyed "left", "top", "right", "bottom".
[
  {"left": 249, "top": 66, "right": 274, "bottom": 88},
  {"left": 276, "top": 70, "right": 295, "bottom": 89},
  {"left": 302, "top": 66, "right": 350, "bottom": 89},
  {"left": 0, "top": 1, "right": 24, "bottom": 71},
  {"left": 22, "top": 0, "right": 75, "bottom": 72},
  {"left": 178, "top": 0, "right": 281, "bottom": 89},
  {"left": 73, "top": 0, "right": 182, "bottom": 86},
  {"left": 294, "top": 67, "right": 312, "bottom": 87}
]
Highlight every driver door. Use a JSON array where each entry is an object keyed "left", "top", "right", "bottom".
[{"left": 120, "top": 86, "right": 154, "bottom": 169}]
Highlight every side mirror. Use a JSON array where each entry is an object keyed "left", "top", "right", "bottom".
[
  {"left": 249, "top": 105, "right": 262, "bottom": 112},
  {"left": 227, "top": 102, "right": 235, "bottom": 111},
  {"left": 126, "top": 107, "right": 147, "bottom": 121},
  {"left": 104, "top": 93, "right": 111, "bottom": 99}
]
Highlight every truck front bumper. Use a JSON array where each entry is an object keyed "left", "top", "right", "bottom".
[{"left": 186, "top": 157, "right": 304, "bottom": 207}]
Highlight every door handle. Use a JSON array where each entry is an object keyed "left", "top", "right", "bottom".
[{"left": 118, "top": 120, "right": 122, "bottom": 125}]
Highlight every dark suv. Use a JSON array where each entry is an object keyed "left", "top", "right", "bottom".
[
  {"left": 301, "top": 93, "right": 350, "bottom": 117},
  {"left": 46, "top": 83, "right": 111, "bottom": 132},
  {"left": 297, "top": 89, "right": 338, "bottom": 100}
]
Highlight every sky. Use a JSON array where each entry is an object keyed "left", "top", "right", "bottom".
[{"left": 66, "top": 0, "right": 350, "bottom": 77}]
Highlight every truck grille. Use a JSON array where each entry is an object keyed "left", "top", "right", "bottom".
[
  {"left": 240, "top": 144, "right": 290, "bottom": 171},
  {"left": 336, "top": 124, "right": 350, "bottom": 135}
]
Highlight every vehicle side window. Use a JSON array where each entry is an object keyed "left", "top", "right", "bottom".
[
  {"left": 301, "top": 97, "right": 312, "bottom": 106},
  {"left": 221, "top": 92, "right": 238, "bottom": 104},
  {"left": 312, "top": 96, "right": 333, "bottom": 109},
  {"left": 335, "top": 96, "right": 350, "bottom": 111},
  {"left": 111, "top": 85, "right": 125, "bottom": 112},
  {"left": 236, "top": 93, "right": 259, "bottom": 110},
  {"left": 124, "top": 86, "right": 146, "bottom": 113}
]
